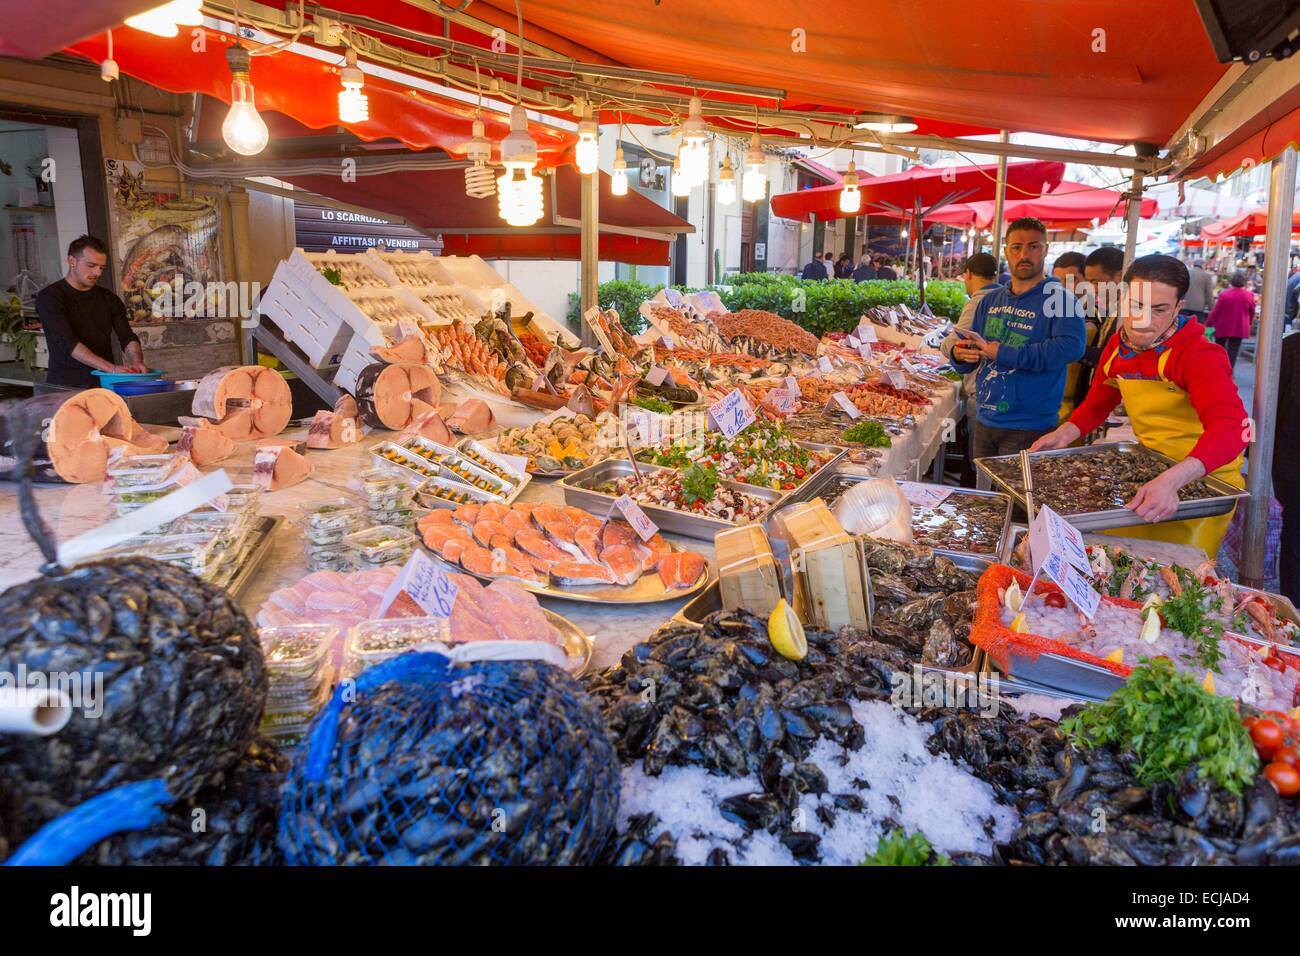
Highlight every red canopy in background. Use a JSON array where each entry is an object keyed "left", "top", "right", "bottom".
[
  {"left": 770, "top": 161, "right": 1066, "bottom": 223},
  {"left": 64, "top": 29, "right": 576, "bottom": 163},
  {"left": 1200, "top": 208, "right": 1300, "bottom": 240},
  {"left": 282, "top": 165, "right": 691, "bottom": 266},
  {"left": 907, "top": 181, "right": 1158, "bottom": 230},
  {"left": 0, "top": 0, "right": 159, "bottom": 58}
]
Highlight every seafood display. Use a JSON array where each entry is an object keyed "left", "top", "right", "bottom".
[
  {"left": 636, "top": 419, "right": 838, "bottom": 492},
  {"left": 417, "top": 504, "right": 706, "bottom": 596},
  {"left": 351, "top": 293, "right": 425, "bottom": 326},
  {"left": 645, "top": 304, "right": 727, "bottom": 351},
  {"left": 859, "top": 303, "right": 949, "bottom": 339},
  {"left": 0, "top": 389, "right": 163, "bottom": 483},
  {"left": 353, "top": 363, "right": 442, "bottom": 431},
  {"left": 820, "top": 478, "right": 1009, "bottom": 556},
  {"left": 587, "top": 609, "right": 1015, "bottom": 865},
  {"left": 793, "top": 377, "right": 921, "bottom": 418},
  {"left": 417, "top": 289, "right": 478, "bottom": 323},
  {"left": 494, "top": 412, "right": 622, "bottom": 474},
  {"left": 314, "top": 257, "right": 386, "bottom": 289},
  {"left": 591, "top": 464, "right": 774, "bottom": 525},
  {"left": 981, "top": 445, "right": 1217, "bottom": 513},
  {"left": 710, "top": 309, "right": 820, "bottom": 356},
  {"left": 431, "top": 320, "right": 513, "bottom": 395},
  {"left": 191, "top": 365, "right": 293, "bottom": 440}
]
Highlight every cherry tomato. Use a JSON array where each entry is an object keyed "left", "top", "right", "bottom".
[
  {"left": 1274, "top": 745, "right": 1300, "bottom": 768},
  {"left": 1202, "top": 575, "right": 1218, "bottom": 587},
  {"left": 1252, "top": 720, "right": 1285, "bottom": 759},
  {"left": 1242, "top": 716, "right": 1259, "bottom": 733},
  {"left": 1265, "top": 655, "right": 1288, "bottom": 673},
  {"left": 1264, "top": 761, "right": 1300, "bottom": 797},
  {"left": 1044, "top": 592, "right": 1067, "bottom": 609}
]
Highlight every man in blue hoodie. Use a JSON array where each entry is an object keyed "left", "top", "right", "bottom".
[{"left": 951, "top": 216, "right": 1087, "bottom": 459}]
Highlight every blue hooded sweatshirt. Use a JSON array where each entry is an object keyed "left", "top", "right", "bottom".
[{"left": 951, "top": 276, "right": 1086, "bottom": 431}]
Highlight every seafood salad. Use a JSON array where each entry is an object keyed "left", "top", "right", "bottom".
[
  {"left": 495, "top": 412, "right": 621, "bottom": 473},
  {"left": 594, "top": 465, "right": 772, "bottom": 524},
  {"left": 637, "top": 419, "right": 834, "bottom": 492},
  {"left": 983, "top": 446, "right": 1216, "bottom": 514}
]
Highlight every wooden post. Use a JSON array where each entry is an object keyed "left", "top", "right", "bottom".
[{"left": 580, "top": 166, "right": 600, "bottom": 348}]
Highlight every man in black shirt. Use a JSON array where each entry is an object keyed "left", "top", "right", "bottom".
[{"left": 36, "top": 234, "right": 146, "bottom": 392}]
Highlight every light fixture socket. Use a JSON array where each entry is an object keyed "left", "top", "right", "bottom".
[
  {"left": 226, "top": 44, "right": 251, "bottom": 78},
  {"left": 101, "top": 58, "right": 119, "bottom": 82},
  {"left": 341, "top": 48, "right": 364, "bottom": 88},
  {"left": 500, "top": 104, "right": 538, "bottom": 168},
  {"left": 466, "top": 117, "right": 492, "bottom": 164}
]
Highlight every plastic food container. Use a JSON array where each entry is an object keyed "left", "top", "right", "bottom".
[
  {"left": 113, "top": 532, "right": 218, "bottom": 572},
  {"left": 107, "top": 453, "right": 183, "bottom": 488},
  {"left": 222, "top": 484, "right": 263, "bottom": 512},
  {"left": 368, "top": 504, "right": 419, "bottom": 526},
  {"left": 259, "top": 624, "right": 338, "bottom": 679},
  {"left": 302, "top": 498, "right": 365, "bottom": 533},
  {"left": 357, "top": 467, "right": 418, "bottom": 510},
  {"left": 346, "top": 618, "right": 450, "bottom": 671},
  {"left": 112, "top": 488, "right": 177, "bottom": 513},
  {"left": 345, "top": 524, "right": 416, "bottom": 565}
]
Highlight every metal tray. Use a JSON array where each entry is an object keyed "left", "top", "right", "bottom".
[
  {"left": 212, "top": 515, "right": 282, "bottom": 598},
  {"left": 543, "top": 608, "right": 594, "bottom": 676},
  {"left": 975, "top": 441, "right": 1249, "bottom": 531},
  {"left": 455, "top": 437, "right": 530, "bottom": 485},
  {"left": 633, "top": 439, "right": 848, "bottom": 506},
  {"left": 559, "top": 459, "right": 784, "bottom": 540},
  {"left": 420, "top": 536, "right": 712, "bottom": 605}
]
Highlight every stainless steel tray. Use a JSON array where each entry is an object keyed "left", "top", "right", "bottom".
[
  {"left": 213, "top": 515, "right": 282, "bottom": 599},
  {"left": 975, "top": 441, "right": 1248, "bottom": 531},
  {"left": 990, "top": 647, "right": 1127, "bottom": 701},
  {"left": 420, "top": 535, "right": 712, "bottom": 605},
  {"left": 559, "top": 459, "right": 784, "bottom": 540},
  {"left": 632, "top": 439, "right": 848, "bottom": 506},
  {"left": 543, "top": 608, "right": 594, "bottom": 676}
]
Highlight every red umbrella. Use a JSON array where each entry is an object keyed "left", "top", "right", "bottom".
[
  {"left": 1200, "top": 208, "right": 1300, "bottom": 240},
  {"left": 770, "top": 160, "right": 1065, "bottom": 223},
  {"left": 876, "top": 182, "right": 1156, "bottom": 229}
]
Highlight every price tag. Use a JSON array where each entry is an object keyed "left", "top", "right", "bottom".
[
  {"left": 531, "top": 374, "right": 551, "bottom": 392},
  {"left": 1028, "top": 505, "right": 1091, "bottom": 576},
  {"left": 584, "top": 306, "right": 615, "bottom": 355},
  {"left": 378, "top": 550, "right": 460, "bottom": 619},
  {"left": 1041, "top": 551, "right": 1101, "bottom": 620},
  {"left": 708, "top": 388, "right": 756, "bottom": 439},
  {"left": 887, "top": 310, "right": 900, "bottom": 327},
  {"left": 660, "top": 335, "right": 675, "bottom": 350},
  {"left": 886, "top": 370, "right": 908, "bottom": 389},
  {"left": 397, "top": 319, "right": 423, "bottom": 341},
  {"left": 615, "top": 494, "right": 659, "bottom": 542},
  {"left": 858, "top": 343, "right": 873, "bottom": 361},
  {"left": 624, "top": 409, "right": 660, "bottom": 446},
  {"left": 785, "top": 375, "right": 801, "bottom": 397},
  {"left": 817, "top": 356, "right": 834, "bottom": 374},
  {"left": 846, "top": 334, "right": 860, "bottom": 348},
  {"left": 826, "top": 391, "right": 862, "bottom": 419},
  {"left": 767, "top": 388, "right": 798, "bottom": 414},
  {"left": 856, "top": 322, "right": 878, "bottom": 343},
  {"left": 646, "top": 365, "right": 670, "bottom": 387},
  {"left": 899, "top": 481, "right": 954, "bottom": 508}
]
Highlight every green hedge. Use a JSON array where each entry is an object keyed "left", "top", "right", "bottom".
[{"left": 566, "top": 274, "right": 965, "bottom": 337}]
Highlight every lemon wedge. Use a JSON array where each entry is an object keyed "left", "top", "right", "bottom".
[
  {"left": 767, "top": 599, "right": 807, "bottom": 662},
  {"left": 1139, "top": 608, "right": 1162, "bottom": 645},
  {"left": 1004, "top": 580, "right": 1023, "bottom": 613},
  {"left": 1202, "top": 671, "right": 1216, "bottom": 694},
  {"left": 1010, "top": 612, "right": 1028, "bottom": 633},
  {"left": 1105, "top": 648, "right": 1124, "bottom": 664}
]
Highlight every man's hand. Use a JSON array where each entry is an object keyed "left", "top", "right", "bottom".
[
  {"left": 1029, "top": 423, "right": 1081, "bottom": 452},
  {"left": 953, "top": 343, "right": 983, "bottom": 364},
  {"left": 978, "top": 340, "right": 1000, "bottom": 362}
]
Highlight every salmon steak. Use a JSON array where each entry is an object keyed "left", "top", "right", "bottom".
[
  {"left": 599, "top": 544, "right": 644, "bottom": 586},
  {"left": 658, "top": 552, "right": 706, "bottom": 589},
  {"left": 549, "top": 561, "right": 617, "bottom": 587}
]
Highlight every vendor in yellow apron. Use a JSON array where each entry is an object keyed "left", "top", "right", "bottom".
[{"left": 1100, "top": 348, "right": 1245, "bottom": 556}]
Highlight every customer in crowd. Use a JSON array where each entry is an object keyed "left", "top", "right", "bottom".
[
  {"left": 876, "top": 257, "right": 899, "bottom": 280},
  {"left": 940, "top": 252, "right": 1001, "bottom": 402},
  {"left": 1275, "top": 330, "right": 1300, "bottom": 604},
  {"left": 823, "top": 252, "right": 836, "bottom": 279},
  {"left": 950, "top": 217, "right": 1087, "bottom": 458},
  {"left": 1205, "top": 271, "right": 1255, "bottom": 368},
  {"left": 835, "top": 254, "right": 854, "bottom": 279},
  {"left": 800, "top": 253, "right": 829, "bottom": 280},
  {"left": 997, "top": 261, "right": 1011, "bottom": 285},
  {"left": 1283, "top": 263, "right": 1300, "bottom": 332},
  {"left": 1050, "top": 251, "right": 1097, "bottom": 423},
  {"left": 1074, "top": 246, "right": 1127, "bottom": 407},
  {"left": 852, "top": 256, "right": 877, "bottom": 282},
  {"left": 1033, "top": 255, "right": 1247, "bottom": 556},
  {"left": 1181, "top": 258, "right": 1216, "bottom": 322}
]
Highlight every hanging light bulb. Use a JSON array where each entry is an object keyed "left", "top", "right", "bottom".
[
  {"left": 497, "top": 104, "right": 543, "bottom": 227},
  {"left": 338, "top": 48, "right": 369, "bottom": 124},
  {"left": 611, "top": 145, "right": 628, "bottom": 196},
  {"left": 125, "top": 0, "right": 202, "bottom": 38},
  {"left": 221, "top": 46, "right": 269, "bottom": 157},
  {"left": 678, "top": 96, "right": 709, "bottom": 187},
  {"left": 717, "top": 153, "right": 736, "bottom": 205},
  {"left": 742, "top": 132, "right": 766, "bottom": 203},
  {"left": 671, "top": 153, "right": 690, "bottom": 197},
  {"left": 575, "top": 105, "right": 599, "bottom": 176},
  {"left": 839, "top": 160, "right": 861, "bottom": 214},
  {"left": 464, "top": 115, "right": 496, "bottom": 199}
]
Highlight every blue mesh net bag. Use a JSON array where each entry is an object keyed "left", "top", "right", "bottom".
[{"left": 278, "top": 652, "right": 619, "bottom": 865}]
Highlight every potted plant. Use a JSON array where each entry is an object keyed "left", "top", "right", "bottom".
[{"left": 0, "top": 295, "right": 37, "bottom": 367}]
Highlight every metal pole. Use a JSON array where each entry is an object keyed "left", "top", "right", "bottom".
[
  {"left": 1241, "top": 146, "right": 1297, "bottom": 587},
  {"left": 991, "top": 130, "right": 1009, "bottom": 257},
  {"left": 580, "top": 166, "right": 600, "bottom": 348},
  {"left": 705, "top": 139, "right": 716, "bottom": 286},
  {"left": 1123, "top": 169, "right": 1145, "bottom": 269}
]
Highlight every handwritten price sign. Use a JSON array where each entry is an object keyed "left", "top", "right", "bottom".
[
  {"left": 708, "top": 388, "right": 756, "bottom": 439},
  {"left": 615, "top": 494, "right": 659, "bottom": 542},
  {"left": 378, "top": 550, "right": 460, "bottom": 618},
  {"left": 856, "top": 322, "right": 878, "bottom": 343},
  {"left": 826, "top": 391, "right": 862, "bottom": 420},
  {"left": 767, "top": 388, "right": 797, "bottom": 414},
  {"left": 899, "top": 481, "right": 953, "bottom": 508}
]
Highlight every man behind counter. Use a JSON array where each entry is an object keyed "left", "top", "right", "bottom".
[{"left": 35, "top": 234, "right": 146, "bottom": 394}]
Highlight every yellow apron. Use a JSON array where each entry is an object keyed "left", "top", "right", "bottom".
[{"left": 1101, "top": 348, "right": 1245, "bottom": 557}]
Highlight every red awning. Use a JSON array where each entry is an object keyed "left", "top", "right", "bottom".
[
  {"left": 0, "top": 1, "right": 159, "bottom": 58},
  {"left": 771, "top": 161, "right": 1065, "bottom": 223},
  {"left": 281, "top": 165, "right": 691, "bottom": 265},
  {"left": 1201, "top": 208, "right": 1300, "bottom": 240},
  {"left": 64, "top": 29, "right": 576, "bottom": 163},
  {"left": 1184, "top": 83, "right": 1300, "bottom": 181}
]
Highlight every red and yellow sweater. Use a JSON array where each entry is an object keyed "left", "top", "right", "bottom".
[{"left": 1068, "top": 319, "right": 1248, "bottom": 474}]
